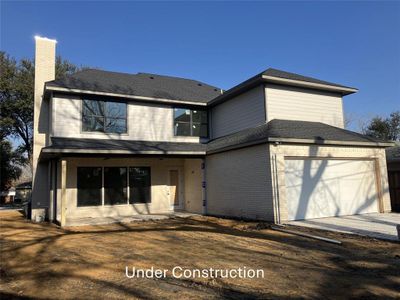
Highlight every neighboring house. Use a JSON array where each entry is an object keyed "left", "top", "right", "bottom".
[
  {"left": 386, "top": 146, "right": 400, "bottom": 212},
  {"left": 31, "top": 36, "right": 393, "bottom": 226},
  {"left": 0, "top": 188, "right": 16, "bottom": 205},
  {"left": 0, "top": 183, "right": 31, "bottom": 205},
  {"left": 15, "top": 181, "right": 32, "bottom": 203}
]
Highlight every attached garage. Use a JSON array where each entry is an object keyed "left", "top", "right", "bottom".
[
  {"left": 284, "top": 158, "right": 379, "bottom": 221},
  {"left": 206, "top": 119, "right": 392, "bottom": 223}
]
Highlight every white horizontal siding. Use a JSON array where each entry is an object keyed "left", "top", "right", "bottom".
[
  {"left": 206, "top": 144, "right": 274, "bottom": 221},
  {"left": 52, "top": 94, "right": 201, "bottom": 143},
  {"left": 211, "top": 86, "right": 265, "bottom": 138},
  {"left": 265, "top": 84, "right": 344, "bottom": 128}
]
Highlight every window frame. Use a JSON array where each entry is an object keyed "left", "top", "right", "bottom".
[
  {"left": 76, "top": 166, "right": 152, "bottom": 207},
  {"left": 173, "top": 107, "right": 208, "bottom": 138},
  {"left": 81, "top": 98, "right": 128, "bottom": 135},
  {"left": 129, "top": 167, "right": 152, "bottom": 204},
  {"left": 77, "top": 167, "right": 103, "bottom": 207},
  {"left": 103, "top": 166, "right": 128, "bottom": 206}
]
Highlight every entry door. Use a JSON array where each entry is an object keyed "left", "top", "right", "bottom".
[
  {"left": 284, "top": 159, "right": 379, "bottom": 221},
  {"left": 169, "top": 170, "right": 181, "bottom": 208}
]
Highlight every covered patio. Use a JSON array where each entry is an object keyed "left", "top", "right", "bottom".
[{"left": 36, "top": 137, "right": 206, "bottom": 226}]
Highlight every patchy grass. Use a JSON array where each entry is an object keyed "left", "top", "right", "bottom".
[{"left": 0, "top": 210, "right": 399, "bottom": 299}]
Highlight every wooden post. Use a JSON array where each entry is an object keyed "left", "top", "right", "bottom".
[
  {"left": 374, "top": 158, "right": 384, "bottom": 213},
  {"left": 61, "top": 159, "right": 67, "bottom": 227}
]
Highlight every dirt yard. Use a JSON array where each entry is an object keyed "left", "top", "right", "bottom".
[{"left": 0, "top": 210, "right": 399, "bottom": 299}]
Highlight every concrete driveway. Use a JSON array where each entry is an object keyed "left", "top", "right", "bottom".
[{"left": 287, "top": 213, "right": 400, "bottom": 241}]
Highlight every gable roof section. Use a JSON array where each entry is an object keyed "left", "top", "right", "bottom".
[
  {"left": 208, "top": 68, "right": 358, "bottom": 106},
  {"left": 46, "top": 69, "right": 221, "bottom": 104},
  {"left": 207, "top": 119, "right": 393, "bottom": 154},
  {"left": 46, "top": 67, "right": 358, "bottom": 106}
]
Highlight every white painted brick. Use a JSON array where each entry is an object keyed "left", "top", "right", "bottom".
[{"left": 206, "top": 144, "right": 274, "bottom": 221}]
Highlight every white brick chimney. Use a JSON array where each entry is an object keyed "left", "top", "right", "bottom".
[{"left": 32, "top": 36, "right": 56, "bottom": 221}]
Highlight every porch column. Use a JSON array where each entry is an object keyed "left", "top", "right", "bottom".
[
  {"left": 201, "top": 159, "right": 207, "bottom": 215},
  {"left": 60, "top": 159, "right": 67, "bottom": 227},
  {"left": 48, "top": 161, "right": 53, "bottom": 222}
]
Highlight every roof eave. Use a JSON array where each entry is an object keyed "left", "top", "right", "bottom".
[
  {"left": 261, "top": 75, "right": 358, "bottom": 96},
  {"left": 45, "top": 84, "right": 208, "bottom": 106},
  {"left": 41, "top": 148, "right": 206, "bottom": 155},
  {"left": 268, "top": 137, "right": 394, "bottom": 147},
  {"left": 207, "top": 136, "right": 394, "bottom": 155}
]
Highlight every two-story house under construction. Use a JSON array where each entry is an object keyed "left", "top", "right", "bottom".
[{"left": 32, "top": 36, "right": 393, "bottom": 226}]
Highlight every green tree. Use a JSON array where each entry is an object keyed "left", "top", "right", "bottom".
[
  {"left": 0, "top": 52, "right": 81, "bottom": 164},
  {"left": 365, "top": 111, "right": 400, "bottom": 141},
  {"left": 0, "top": 138, "right": 25, "bottom": 191}
]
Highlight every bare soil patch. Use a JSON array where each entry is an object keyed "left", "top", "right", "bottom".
[{"left": 1, "top": 210, "right": 399, "bottom": 299}]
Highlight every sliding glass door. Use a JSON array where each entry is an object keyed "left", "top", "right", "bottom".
[{"left": 129, "top": 167, "right": 151, "bottom": 204}]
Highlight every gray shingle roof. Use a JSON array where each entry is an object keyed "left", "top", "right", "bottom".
[
  {"left": 44, "top": 137, "right": 206, "bottom": 154},
  {"left": 46, "top": 69, "right": 221, "bottom": 103},
  {"left": 46, "top": 67, "right": 357, "bottom": 106},
  {"left": 262, "top": 68, "right": 355, "bottom": 90},
  {"left": 207, "top": 119, "right": 391, "bottom": 153}
]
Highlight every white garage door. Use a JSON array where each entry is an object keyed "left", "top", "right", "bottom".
[{"left": 284, "top": 159, "right": 379, "bottom": 221}]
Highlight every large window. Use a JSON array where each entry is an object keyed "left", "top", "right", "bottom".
[
  {"left": 174, "top": 108, "right": 208, "bottom": 137},
  {"left": 104, "top": 167, "right": 127, "bottom": 205},
  {"left": 129, "top": 167, "right": 151, "bottom": 204},
  {"left": 82, "top": 99, "right": 127, "bottom": 134},
  {"left": 76, "top": 166, "right": 151, "bottom": 207},
  {"left": 77, "top": 167, "right": 102, "bottom": 207}
]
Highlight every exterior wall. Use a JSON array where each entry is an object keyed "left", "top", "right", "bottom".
[
  {"left": 63, "top": 157, "right": 187, "bottom": 222},
  {"left": 206, "top": 144, "right": 274, "bottom": 221},
  {"left": 269, "top": 144, "right": 391, "bottom": 223},
  {"left": 211, "top": 86, "right": 265, "bottom": 138},
  {"left": 183, "top": 159, "right": 203, "bottom": 214},
  {"left": 32, "top": 37, "right": 56, "bottom": 215},
  {"left": 265, "top": 84, "right": 344, "bottom": 128},
  {"left": 51, "top": 93, "right": 203, "bottom": 143}
]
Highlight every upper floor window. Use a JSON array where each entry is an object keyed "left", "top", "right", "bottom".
[
  {"left": 82, "top": 99, "right": 127, "bottom": 134},
  {"left": 174, "top": 108, "right": 208, "bottom": 137}
]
